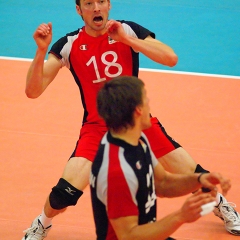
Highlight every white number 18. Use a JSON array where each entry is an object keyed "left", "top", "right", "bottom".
[{"left": 86, "top": 51, "right": 123, "bottom": 83}]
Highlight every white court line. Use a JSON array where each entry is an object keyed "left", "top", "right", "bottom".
[
  {"left": 140, "top": 68, "right": 240, "bottom": 80},
  {"left": 1, "top": 56, "right": 240, "bottom": 80},
  {"left": 0, "top": 56, "right": 33, "bottom": 62}
]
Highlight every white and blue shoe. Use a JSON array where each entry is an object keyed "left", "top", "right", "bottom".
[
  {"left": 22, "top": 215, "right": 52, "bottom": 240},
  {"left": 214, "top": 194, "right": 240, "bottom": 236}
]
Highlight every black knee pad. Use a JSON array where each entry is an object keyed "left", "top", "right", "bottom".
[
  {"left": 49, "top": 178, "right": 83, "bottom": 210},
  {"left": 194, "top": 164, "right": 211, "bottom": 192}
]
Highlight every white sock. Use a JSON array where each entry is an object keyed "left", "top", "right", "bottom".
[{"left": 39, "top": 210, "right": 52, "bottom": 228}]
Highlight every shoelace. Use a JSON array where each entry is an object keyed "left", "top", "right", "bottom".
[
  {"left": 220, "top": 202, "right": 240, "bottom": 224},
  {"left": 23, "top": 222, "right": 48, "bottom": 239},
  {"left": 213, "top": 206, "right": 224, "bottom": 219}
]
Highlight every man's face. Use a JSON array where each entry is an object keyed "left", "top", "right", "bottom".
[{"left": 77, "top": 0, "right": 111, "bottom": 36}]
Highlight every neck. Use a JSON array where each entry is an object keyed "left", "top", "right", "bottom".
[
  {"left": 110, "top": 125, "right": 142, "bottom": 146},
  {"left": 84, "top": 27, "right": 107, "bottom": 37},
  {"left": 83, "top": 21, "right": 108, "bottom": 37}
]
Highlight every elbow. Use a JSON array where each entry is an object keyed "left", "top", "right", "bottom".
[
  {"left": 155, "top": 184, "right": 166, "bottom": 198},
  {"left": 156, "top": 189, "right": 175, "bottom": 198},
  {"left": 25, "top": 88, "right": 41, "bottom": 99},
  {"left": 167, "top": 54, "right": 178, "bottom": 67},
  {"left": 156, "top": 192, "right": 165, "bottom": 198}
]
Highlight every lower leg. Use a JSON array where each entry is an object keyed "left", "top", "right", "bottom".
[
  {"left": 30, "top": 157, "right": 91, "bottom": 228},
  {"left": 38, "top": 196, "right": 67, "bottom": 228}
]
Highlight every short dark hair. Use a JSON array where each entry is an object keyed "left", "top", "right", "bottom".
[
  {"left": 76, "top": 0, "right": 110, "bottom": 7},
  {"left": 97, "top": 76, "right": 144, "bottom": 131}
]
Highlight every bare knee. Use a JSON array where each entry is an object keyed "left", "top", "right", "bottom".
[{"left": 62, "top": 157, "right": 92, "bottom": 190}]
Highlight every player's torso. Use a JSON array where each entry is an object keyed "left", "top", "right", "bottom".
[
  {"left": 69, "top": 28, "right": 135, "bottom": 124},
  {"left": 92, "top": 136, "right": 157, "bottom": 219},
  {"left": 90, "top": 134, "right": 157, "bottom": 239}
]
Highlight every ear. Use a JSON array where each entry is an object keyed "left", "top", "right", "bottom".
[
  {"left": 76, "top": 4, "right": 82, "bottom": 16},
  {"left": 108, "top": 0, "right": 111, "bottom": 10},
  {"left": 135, "top": 106, "right": 143, "bottom": 117}
]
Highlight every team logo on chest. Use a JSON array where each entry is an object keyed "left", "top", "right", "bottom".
[
  {"left": 108, "top": 36, "right": 116, "bottom": 44},
  {"left": 136, "top": 161, "right": 142, "bottom": 170},
  {"left": 79, "top": 44, "right": 88, "bottom": 50}
]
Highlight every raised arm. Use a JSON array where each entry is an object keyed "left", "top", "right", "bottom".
[
  {"left": 25, "top": 22, "right": 62, "bottom": 98},
  {"left": 106, "top": 20, "right": 178, "bottom": 67}
]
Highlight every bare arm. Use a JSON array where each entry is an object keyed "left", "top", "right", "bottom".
[
  {"left": 106, "top": 20, "right": 178, "bottom": 67},
  {"left": 25, "top": 23, "right": 62, "bottom": 98},
  {"left": 154, "top": 164, "right": 231, "bottom": 198},
  {"left": 110, "top": 191, "right": 215, "bottom": 240}
]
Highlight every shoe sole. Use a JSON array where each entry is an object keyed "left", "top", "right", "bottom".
[{"left": 227, "top": 229, "right": 240, "bottom": 236}]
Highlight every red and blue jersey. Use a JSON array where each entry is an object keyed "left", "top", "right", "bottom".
[
  {"left": 50, "top": 21, "right": 180, "bottom": 161},
  {"left": 90, "top": 132, "right": 158, "bottom": 240},
  {"left": 49, "top": 20, "right": 154, "bottom": 125}
]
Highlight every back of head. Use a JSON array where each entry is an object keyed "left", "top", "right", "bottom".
[{"left": 97, "top": 76, "right": 144, "bottom": 131}]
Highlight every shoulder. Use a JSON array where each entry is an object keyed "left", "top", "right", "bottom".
[
  {"left": 49, "top": 29, "right": 81, "bottom": 64},
  {"left": 51, "top": 29, "right": 80, "bottom": 47},
  {"left": 117, "top": 20, "right": 155, "bottom": 39},
  {"left": 66, "top": 29, "right": 81, "bottom": 37},
  {"left": 54, "top": 29, "right": 80, "bottom": 44},
  {"left": 117, "top": 20, "right": 142, "bottom": 32}
]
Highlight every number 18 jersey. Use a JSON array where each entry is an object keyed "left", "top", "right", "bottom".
[{"left": 49, "top": 20, "right": 154, "bottom": 125}]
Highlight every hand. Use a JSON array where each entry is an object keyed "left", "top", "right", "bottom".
[
  {"left": 199, "top": 172, "right": 231, "bottom": 196},
  {"left": 180, "top": 190, "right": 216, "bottom": 223},
  {"left": 106, "top": 20, "right": 127, "bottom": 43},
  {"left": 33, "top": 22, "right": 52, "bottom": 51}
]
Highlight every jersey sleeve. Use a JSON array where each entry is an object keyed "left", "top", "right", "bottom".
[
  {"left": 48, "top": 29, "right": 80, "bottom": 68},
  {"left": 119, "top": 20, "right": 155, "bottom": 40}
]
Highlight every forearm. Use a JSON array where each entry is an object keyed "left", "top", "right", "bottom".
[
  {"left": 25, "top": 48, "right": 48, "bottom": 98},
  {"left": 118, "top": 211, "right": 184, "bottom": 240},
  {"left": 122, "top": 35, "right": 178, "bottom": 67},
  {"left": 156, "top": 173, "right": 201, "bottom": 197}
]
